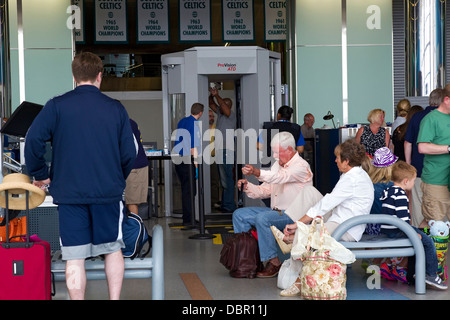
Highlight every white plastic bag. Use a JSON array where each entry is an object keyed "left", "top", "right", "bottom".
[{"left": 277, "top": 257, "right": 303, "bottom": 290}]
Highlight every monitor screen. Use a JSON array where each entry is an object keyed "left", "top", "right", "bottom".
[{"left": 1, "top": 101, "right": 43, "bottom": 137}]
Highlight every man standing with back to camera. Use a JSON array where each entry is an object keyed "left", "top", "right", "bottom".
[
  {"left": 25, "top": 52, "right": 137, "bottom": 300},
  {"left": 173, "top": 102, "right": 204, "bottom": 226}
]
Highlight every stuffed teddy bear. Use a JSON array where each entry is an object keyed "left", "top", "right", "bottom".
[
  {"left": 427, "top": 220, "right": 450, "bottom": 281},
  {"left": 428, "top": 220, "right": 450, "bottom": 238}
]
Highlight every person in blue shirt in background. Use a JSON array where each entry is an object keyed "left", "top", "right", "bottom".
[
  {"left": 173, "top": 103, "right": 204, "bottom": 226},
  {"left": 25, "top": 52, "right": 137, "bottom": 300},
  {"left": 403, "top": 88, "right": 441, "bottom": 227}
]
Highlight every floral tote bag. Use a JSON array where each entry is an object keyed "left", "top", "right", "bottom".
[{"left": 300, "top": 217, "right": 347, "bottom": 300}]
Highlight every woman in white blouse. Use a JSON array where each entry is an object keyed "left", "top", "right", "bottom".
[
  {"left": 276, "top": 139, "right": 374, "bottom": 296},
  {"left": 283, "top": 138, "right": 374, "bottom": 242}
]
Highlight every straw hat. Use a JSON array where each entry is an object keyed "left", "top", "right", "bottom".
[
  {"left": 0, "top": 173, "right": 46, "bottom": 210},
  {"left": 371, "top": 147, "right": 398, "bottom": 168}
]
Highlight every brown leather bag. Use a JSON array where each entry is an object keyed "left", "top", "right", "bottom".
[{"left": 220, "top": 230, "right": 263, "bottom": 279}]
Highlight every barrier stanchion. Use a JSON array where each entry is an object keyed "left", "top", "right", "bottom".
[
  {"left": 189, "top": 162, "right": 215, "bottom": 240},
  {"left": 181, "top": 156, "right": 197, "bottom": 230}
]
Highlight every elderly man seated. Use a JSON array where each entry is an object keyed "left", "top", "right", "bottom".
[{"left": 232, "top": 131, "right": 313, "bottom": 278}]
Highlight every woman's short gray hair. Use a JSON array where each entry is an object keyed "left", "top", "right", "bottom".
[{"left": 270, "top": 131, "right": 296, "bottom": 151}]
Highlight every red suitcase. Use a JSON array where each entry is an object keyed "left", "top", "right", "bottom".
[{"left": 0, "top": 190, "right": 52, "bottom": 300}]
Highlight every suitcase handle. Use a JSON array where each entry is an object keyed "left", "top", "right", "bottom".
[{"left": 1, "top": 242, "right": 34, "bottom": 249}]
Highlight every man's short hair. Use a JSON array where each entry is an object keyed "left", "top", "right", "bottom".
[
  {"left": 72, "top": 52, "right": 103, "bottom": 83},
  {"left": 429, "top": 88, "right": 443, "bottom": 106},
  {"left": 442, "top": 84, "right": 450, "bottom": 102},
  {"left": 391, "top": 160, "right": 417, "bottom": 183},
  {"left": 304, "top": 113, "right": 314, "bottom": 122},
  {"left": 271, "top": 131, "right": 296, "bottom": 151},
  {"left": 191, "top": 103, "right": 204, "bottom": 115}
]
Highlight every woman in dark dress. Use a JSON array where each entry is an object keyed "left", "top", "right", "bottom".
[
  {"left": 355, "top": 109, "right": 391, "bottom": 157},
  {"left": 392, "top": 105, "right": 423, "bottom": 161}
]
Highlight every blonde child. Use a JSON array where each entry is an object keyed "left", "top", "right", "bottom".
[{"left": 380, "top": 161, "right": 447, "bottom": 290}]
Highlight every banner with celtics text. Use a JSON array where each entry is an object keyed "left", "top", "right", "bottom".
[
  {"left": 222, "top": 0, "right": 254, "bottom": 42},
  {"left": 264, "top": 0, "right": 286, "bottom": 41},
  {"left": 179, "top": 0, "right": 211, "bottom": 43},
  {"left": 137, "top": 0, "right": 170, "bottom": 43},
  {"left": 95, "top": 0, "right": 128, "bottom": 43}
]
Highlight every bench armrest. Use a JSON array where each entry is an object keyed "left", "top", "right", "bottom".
[
  {"left": 331, "top": 214, "right": 426, "bottom": 295},
  {"left": 331, "top": 214, "right": 420, "bottom": 243}
]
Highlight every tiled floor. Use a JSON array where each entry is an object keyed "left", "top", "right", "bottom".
[{"left": 52, "top": 216, "right": 450, "bottom": 301}]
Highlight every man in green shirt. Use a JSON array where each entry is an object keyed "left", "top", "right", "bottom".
[{"left": 417, "top": 84, "right": 450, "bottom": 228}]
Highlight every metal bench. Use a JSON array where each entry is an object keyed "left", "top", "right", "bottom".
[
  {"left": 331, "top": 214, "right": 426, "bottom": 294},
  {"left": 50, "top": 224, "right": 164, "bottom": 300},
  {"left": 26, "top": 205, "right": 164, "bottom": 300}
]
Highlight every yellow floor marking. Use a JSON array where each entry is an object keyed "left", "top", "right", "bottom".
[{"left": 212, "top": 234, "right": 222, "bottom": 245}]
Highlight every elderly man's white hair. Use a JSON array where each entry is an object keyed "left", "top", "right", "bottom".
[{"left": 270, "top": 131, "right": 296, "bottom": 151}]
